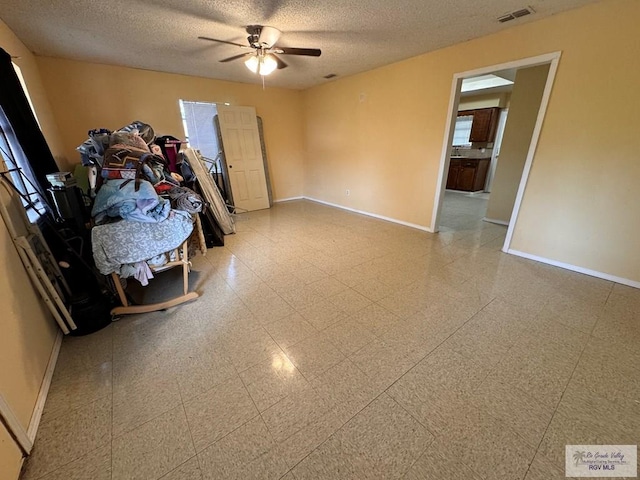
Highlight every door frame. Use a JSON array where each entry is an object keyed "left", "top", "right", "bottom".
[
  {"left": 484, "top": 107, "right": 508, "bottom": 193},
  {"left": 430, "top": 51, "right": 561, "bottom": 254}
]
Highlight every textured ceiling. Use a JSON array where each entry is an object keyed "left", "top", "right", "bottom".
[{"left": 1, "top": 0, "right": 599, "bottom": 90}]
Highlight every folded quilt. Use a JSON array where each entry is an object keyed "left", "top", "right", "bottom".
[{"left": 91, "top": 211, "right": 193, "bottom": 275}]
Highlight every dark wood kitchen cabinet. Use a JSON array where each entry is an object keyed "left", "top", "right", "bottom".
[
  {"left": 458, "top": 107, "right": 500, "bottom": 143},
  {"left": 446, "top": 158, "right": 491, "bottom": 192},
  {"left": 446, "top": 161, "right": 461, "bottom": 190}
]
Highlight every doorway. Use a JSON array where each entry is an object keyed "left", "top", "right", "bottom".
[
  {"left": 485, "top": 107, "right": 508, "bottom": 194},
  {"left": 439, "top": 70, "right": 512, "bottom": 237},
  {"left": 431, "top": 52, "right": 561, "bottom": 253}
]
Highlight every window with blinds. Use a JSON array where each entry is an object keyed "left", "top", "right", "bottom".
[
  {"left": 179, "top": 100, "right": 220, "bottom": 162},
  {"left": 452, "top": 115, "right": 473, "bottom": 146}
]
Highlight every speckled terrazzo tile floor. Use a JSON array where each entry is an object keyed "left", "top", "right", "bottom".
[{"left": 21, "top": 193, "right": 640, "bottom": 480}]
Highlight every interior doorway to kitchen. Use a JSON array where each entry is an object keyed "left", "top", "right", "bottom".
[
  {"left": 439, "top": 73, "right": 511, "bottom": 238},
  {"left": 431, "top": 52, "right": 560, "bottom": 252}
]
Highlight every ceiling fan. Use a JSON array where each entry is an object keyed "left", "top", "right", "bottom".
[{"left": 199, "top": 25, "right": 321, "bottom": 76}]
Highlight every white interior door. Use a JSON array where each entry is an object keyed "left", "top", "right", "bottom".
[{"left": 216, "top": 105, "right": 270, "bottom": 211}]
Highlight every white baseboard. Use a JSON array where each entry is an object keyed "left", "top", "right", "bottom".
[
  {"left": 27, "top": 331, "right": 62, "bottom": 442},
  {"left": 303, "top": 196, "right": 434, "bottom": 232},
  {"left": 483, "top": 217, "right": 509, "bottom": 226},
  {"left": 19, "top": 457, "right": 25, "bottom": 478},
  {"left": 273, "top": 196, "right": 304, "bottom": 203},
  {"left": 507, "top": 249, "right": 640, "bottom": 289}
]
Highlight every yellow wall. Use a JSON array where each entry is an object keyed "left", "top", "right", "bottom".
[
  {"left": 0, "top": 165, "right": 58, "bottom": 439},
  {"left": 303, "top": 64, "right": 444, "bottom": 224},
  {"left": 0, "top": 423, "right": 22, "bottom": 480},
  {"left": 507, "top": 2, "right": 639, "bottom": 281},
  {"left": 485, "top": 64, "right": 549, "bottom": 223},
  {"left": 35, "top": 58, "right": 305, "bottom": 200},
  {"left": 0, "top": 20, "right": 62, "bottom": 473},
  {"left": 303, "top": 0, "right": 640, "bottom": 283}
]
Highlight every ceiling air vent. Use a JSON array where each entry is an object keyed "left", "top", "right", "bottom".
[
  {"left": 498, "top": 6, "right": 535, "bottom": 23},
  {"left": 324, "top": 73, "right": 337, "bottom": 79}
]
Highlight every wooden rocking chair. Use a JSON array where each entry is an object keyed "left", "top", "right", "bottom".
[{"left": 110, "top": 239, "right": 198, "bottom": 316}]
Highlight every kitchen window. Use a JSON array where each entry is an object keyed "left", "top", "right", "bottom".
[{"left": 452, "top": 115, "right": 473, "bottom": 146}]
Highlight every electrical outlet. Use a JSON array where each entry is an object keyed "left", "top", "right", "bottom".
[{"left": 346, "top": 189, "right": 350, "bottom": 196}]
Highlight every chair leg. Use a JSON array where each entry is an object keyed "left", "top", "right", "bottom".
[
  {"left": 182, "top": 241, "right": 189, "bottom": 295},
  {"left": 109, "top": 240, "right": 198, "bottom": 317},
  {"left": 111, "top": 272, "right": 129, "bottom": 307}
]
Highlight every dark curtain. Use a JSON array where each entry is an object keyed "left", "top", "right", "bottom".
[{"left": 0, "top": 48, "right": 58, "bottom": 195}]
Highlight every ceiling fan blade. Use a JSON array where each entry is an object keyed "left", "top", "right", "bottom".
[
  {"left": 198, "top": 36, "right": 247, "bottom": 48},
  {"left": 272, "top": 54, "right": 288, "bottom": 70},
  {"left": 219, "top": 53, "right": 252, "bottom": 63},
  {"left": 275, "top": 47, "right": 322, "bottom": 57}
]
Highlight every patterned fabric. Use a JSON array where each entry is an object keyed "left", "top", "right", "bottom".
[
  {"left": 76, "top": 128, "right": 111, "bottom": 166},
  {"left": 91, "top": 178, "right": 170, "bottom": 224},
  {"left": 109, "top": 131, "right": 149, "bottom": 150},
  {"left": 101, "top": 144, "right": 154, "bottom": 182},
  {"left": 116, "top": 120, "right": 155, "bottom": 145},
  {"left": 91, "top": 211, "right": 193, "bottom": 275}
]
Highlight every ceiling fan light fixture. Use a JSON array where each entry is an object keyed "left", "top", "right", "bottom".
[{"left": 244, "top": 53, "right": 278, "bottom": 75}]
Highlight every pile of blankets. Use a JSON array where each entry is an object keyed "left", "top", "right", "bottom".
[
  {"left": 91, "top": 179, "right": 203, "bottom": 225},
  {"left": 86, "top": 121, "right": 205, "bottom": 285},
  {"left": 92, "top": 178, "right": 170, "bottom": 225},
  {"left": 92, "top": 210, "right": 194, "bottom": 285},
  {"left": 87, "top": 121, "right": 204, "bottom": 225}
]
